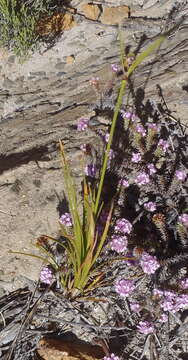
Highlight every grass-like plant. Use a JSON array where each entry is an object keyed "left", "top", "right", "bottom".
[{"left": 10, "top": 30, "right": 173, "bottom": 298}]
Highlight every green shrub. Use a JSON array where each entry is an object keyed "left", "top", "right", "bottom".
[{"left": 0, "top": 0, "right": 57, "bottom": 59}]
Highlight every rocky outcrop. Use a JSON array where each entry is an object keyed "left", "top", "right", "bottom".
[{"left": 0, "top": 0, "right": 187, "bottom": 291}]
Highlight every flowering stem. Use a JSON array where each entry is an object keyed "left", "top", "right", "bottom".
[{"left": 94, "top": 79, "right": 127, "bottom": 215}]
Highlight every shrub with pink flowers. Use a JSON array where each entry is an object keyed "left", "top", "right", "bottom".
[{"left": 11, "top": 22, "right": 188, "bottom": 360}]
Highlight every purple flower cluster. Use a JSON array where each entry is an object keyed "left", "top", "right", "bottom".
[
  {"left": 111, "top": 63, "right": 121, "bottom": 73},
  {"left": 158, "top": 139, "right": 169, "bottom": 153},
  {"left": 110, "top": 235, "right": 128, "bottom": 253},
  {"left": 40, "top": 266, "right": 53, "bottom": 285},
  {"left": 80, "top": 143, "right": 87, "bottom": 152},
  {"left": 178, "top": 213, "right": 188, "bottom": 227},
  {"left": 135, "top": 172, "right": 150, "bottom": 186},
  {"left": 119, "top": 178, "right": 129, "bottom": 188},
  {"left": 59, "top": 212, "right": 72, "bottom": 227},
  {"left": 115, "top": 278, "right": 135, "bottom": 297},
  {"left": 135, "top": 124, "right": 146, "bottom": 137},
  {"left": 77, "top": 117, "right": 89, "bottom": 131},
  {"left": 140, "top": 252, "right": 160, "bottom": 274},
  {"left": 107, "top": 149, "right": 115, "bottom": 168},
  {"left": 130, "top": 302, "right": 141, "bottom": 312},
  {"left": 147, "top": 122, "right": 159, "bottom": 131},
  {"left": 104, "top": 354, "right": 120, "bottom": 360},
  {"left": 121, "top": 110, "right": 136, "bottom": 121},
  {"left": 161, "top": 293, "right": 188, "bottom": 313},
  {"left": 159, "top": 313, "right": 168, "bottom": 323},
  {"left": 175, "top": 170, "right": 187, "bottom": 182},
  {"left": 85, "top": 164, "right": 97, "bottom": 177},
  {"left": 144, "top": 201, "right": 156, "bottom": 212},
  {"left": 154, "top": 288, "right": 188, "bottom": 313},
  {"left": 131, "top": 152, "right": 142, "bottom": 163},
  {"left": 137, "top": 321, "right": 154, "bottom": 335},
  {"left": 180, "top": 277, "right": 188, "bottom": 289},
  {"left": 115, "top": 218, "right": 132, "bottom": 234},
  {"left": 147, "top": 163, "right": 156, "bottom": 175},
  {"left": 104, "top": 132, "right": 110, "bottom": 143}
]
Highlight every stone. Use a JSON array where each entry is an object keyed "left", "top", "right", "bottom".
[
  {"left": 66, "top": 55, "right": 75, "bottom": 64},
  {"left": 55, "top": 62, "right": 65, "bottom": 70},
  {"left": 2, "top": 77, "right": 14, "bottom": 88},
  {"left": 81, "top": 4, "right": 101, "bottom": 20},
  {"left": 56, "top": 72, "right": 66, "bottom": 77},
  {"left": 8, "top": 55, "right": 15, "bottom": 64},
  {"left": 62, "top": 13, "right": 77, "bottom": 31},
  {"left": 37, "top": 337, "right": 104, "bottom": 360},
  {"left": 100, "top": 5, "right": 130, "bottom": 25},
  {"left": 29, "top": 71, "right": 46, "bottom": 76}
]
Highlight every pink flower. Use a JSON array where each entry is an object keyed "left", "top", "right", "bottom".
[
  {"left": 130, "top": 302, "right": 141, "bottom": 312},
  {"left": 121, "top": 110, "right": 136, "bottom": 121},
  {"left": 131, "top": 152, "right": 142, "bottom": 163},
  {"left": 135, "top": 124, "right": 146, "bottom": 137},
  {"left": 111, "top": 63, "right": 120, "bottom": 73},
  {"left": 140, "top": 252, "right": 160, "bottom": 274},
  {"left": 115, "top": 279, "right": 135, "bottom": 297},
  {"left": 178, "top": 213, "right": 188, "bottom": 227},
  {"left": 80, "top": 143, "right": 87, "bottom": 152},
  {"left": 60, "top": 212, "right": 72, "bottom": 227},
  {"left": 105, "top": 132, "right": 110, "bottom": 143},
  {"left": 137, "top": 321, "right": 154, "bottom": 335},
  {"left": 180, "top": 278, "right": 188, "bottom": 289},
  {"left": 175, "top": 170, "right": 187, "bottom": 181},
  {"left": 85, "top": 164, "right": 97, "bottom": 177},
  {"left": 121, "top": 179, "right": 129, "bottom": 188},
  {"left": 175, "top": 294, "right": 188, "bottom": 311},
  {"left": 135, "top": 172, "right": 150, "bottom": 186},
  {"left": 40, "top": 266, "right": 53, "bottom": 285},
  {"left": 160, "top": 291, "right": 188, "bottom": 313},
  {"left": 158, "top": 139, "right": 169, "bottom": 153},
  {"left": 77, "top": 117, "right": 89, "bottom": 131},
  {"left": 159, "top": 313, "right": 168, "bottom": 323},
  {"left": 107, "top": 149, "right": 115, "bottom": 168},
  {"left": 147, "top": 122, "right": 159, "bottom": 131},
  {"left": 120, "top": 178, "right": 129, "bottom": 188},
  {"left": 115, "top": 218, "right": 132, "bottom": 234},
  {"left": 110, "top": 235, "right": 128, "bottom": 253},
  {"left": 153, "top": 288, "right": 164, "bottom": 297},
  {"left": 144, "top": 201, "right": 156, "bottom": 212},
  {"left": 104, "top": 354, "right": 120, "bottom": 360},
  {"left": 147, "top": 163, "right": 157, "bottom": 175}
]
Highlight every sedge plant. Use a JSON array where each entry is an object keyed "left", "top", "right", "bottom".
[{"left": 10, "top": 28, "right": 174, "bottom": 298}]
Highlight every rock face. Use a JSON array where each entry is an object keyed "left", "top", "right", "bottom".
[{"left": 0, "top": 0, "right": 188, "bottom": 291}]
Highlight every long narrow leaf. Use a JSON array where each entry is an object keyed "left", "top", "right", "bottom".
[{"left": 9, "top": 250, "right": 57, "bottom": 268}]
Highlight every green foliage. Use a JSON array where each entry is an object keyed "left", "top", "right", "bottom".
[
  {"left": 57, "top": 142, "right": 114, "bottom": 296},
  {"left": 9, "top": 31, "right": 171, "bottom": 298},
  {"left": 0, "top": 0, "right": 54, "bottom": 59}
]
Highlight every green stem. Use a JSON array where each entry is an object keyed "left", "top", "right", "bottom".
[{"left": 94, "top": 79, "right": 127, "bottom": 215}]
